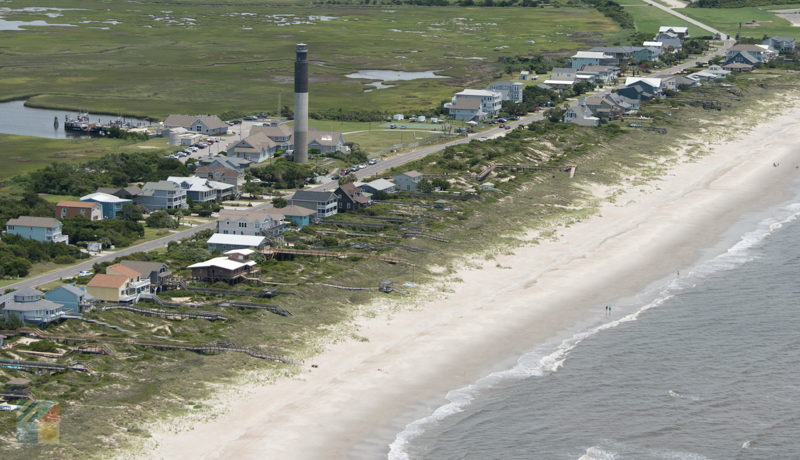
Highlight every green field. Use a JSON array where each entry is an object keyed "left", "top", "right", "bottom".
[
  {"left": 0, "top": 135, "right": 175, "bottom": 186},
  {"left": 0, "top": 1, "right": 619, "bottom": 119},
  {"left": 619, "top": 0, "right": 707, "bottom": 37},
  {"left": 680, "top": 4, "right": 800, "bottom": 39}
]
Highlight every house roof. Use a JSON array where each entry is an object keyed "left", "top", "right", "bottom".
[
  {"left": 207, "top": 233, "right": 267, "bottom": 247},
  {"left": 81, "top": 192, "right": 132, "bottom": 203},
  {"left": 643, "top": 41, "right": 663, "bottom": 47},
  {"left": 448, "top": 98, "right": 481, "bottom": 110},
  {"left": 727, "top": 50, "right": 760, "bottom": 64},
  {"left": 233, "top": 132, "right": 279, "bottom": 152},
  {"left": 625, "top": 77, "right": 661, "bottom": 88},
  {"left": 456, "top": 89, "right": 500, "bottom": 97},
  {"left": 167, "top": 176, "right": 234, "bottom": 192},
  {"left": 218, "top": 208, "right": 276, "bottom": 223},
  {"left": 659, "top": 26, "right": 688, "bottom": 34},
  {"left": 141, "top": 180, "right": 183, "bottom": 194},
  {"left": 398, "top": 170, "right": 423, "bottom": 179},
  {"left": 164, "top": 114, "right": 228, "bottom": 130},
  {"left": 276, "top": 205, "right": 316, "bottom": 217},
  {"left": 14, "top": 287, "right": 43, "bottom": 299},
  {"left": 590, "top": 46, "right": 647, "bottom": 54},
  {"left": 337, "top": 183, "right": 370, "bottom": 204},
  {"left": 543, "top": 80, "right": 575, "bottom": 86},
  {"left": 364, "top": 178, "right": 396, "bottom": 191},
  {"left": 723, "top": 62, "right": 754, "bottom": 69},
  {"left": 187, "top": 256, "right": 256, "bottom": 271},
  {"left": 118, "top": 260, "right": 169, "bottom": 277},
  {"left": 56, "top": 201, "right": 99, "bottom": 209},
  {"left": 309, "top": 130, "right": 342, "bottom": 147},
  {"left": 6, "top": 216, "right": 60, "bottom": 228},
  {"left": 195, "top": 164, "right": 241, "bottom": 179},
  {"left": 1, "top": 296, "right": 63, "bottom": 312},
  {"left": 730, "top": 44, "right": 766, "bottom": 53},
  {"left": 225, "top": 249, "right": 255, "bottom": 256},
  {"left": 48, "top": 283, "right": 92, "bottom": 299},
  {"left": 577, "top": 65, "right": 617, "bottom": 73},
  {"left": 250, "top": 124, "right": 294, "bottom": 139},
  {"left": 107, "top": 263, "right": 142, "bottom": 279},
  {"left": 290, "top": 190, "right": 337, "bottom": 202},
  {"left": 572, "top": 51, "right": 613, "bottom": 59},
  {"left": 87, "top": 274, "right": 129, "bottom": 289}
]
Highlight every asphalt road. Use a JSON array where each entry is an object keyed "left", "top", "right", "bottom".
[{"left": 9, "top": 5, "right": 733, "bottom": 292}]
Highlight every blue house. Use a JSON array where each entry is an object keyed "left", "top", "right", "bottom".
[
  {"left": 0, "top": 287, "right": 68, "bottom": 327},
  {"left": 44, "top": 284, "right": 93, "bottom": 315},
  {"left": 275, "top": 205, "right": 316, "bottom": 228},
  {"left": 4, "top": 216, "right": 69, "bottom": 243},
  {"left": 81, "top": 192, "right": 132, "bottom": 219}
]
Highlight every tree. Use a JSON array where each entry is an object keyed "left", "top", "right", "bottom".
[
  {"left": 418, "top": 179, "right": 435, "bottom": 193},
  {"left": 4, "top": 257, "right": 32, "bottom": 278},
  {"left": 272, "top": 197, "right": 288, "bottom": 208},
  {"left": 120, "top": 203, "right": 144, "bottom": 221},
  {"left": 243, "top": 181, "right": 262, "bottom": 198},
  {"left": 145, "top": 210, "right": 178, "bottom": 229}
]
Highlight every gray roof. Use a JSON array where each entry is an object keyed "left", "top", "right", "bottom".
[
  {"left": 398, "top": 170, "right": 424, "bottom": 178},
  {"left": 590, "top": 46, "right": 647, "bottom": 54},
  {"left": 2, "top": 297, "right": 63, "bottom": 312},
  {"left": 290, "top": 190, "right": 337, "bottom": 202},
  {"left": 118, "top": 260, "right": 169, "bottom": 277},
  {"left": 164, "top": 114, "right": 228, "bottom": 130},
  {"left": 6, "top": 216, "right": 60, "bottom": 228},
  {"left": 50, "top": 284, "right": 92, "bottom": 298},
  {"left": 15, "top": 287, "right": 43, "bottom": 298},
  {"left": 141, "top": 180, "right": 183, "bottom": 193}
]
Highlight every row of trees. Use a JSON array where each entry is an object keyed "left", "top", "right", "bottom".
[{"left": 0, "top": 234, "right": 87, "bottom": 278}]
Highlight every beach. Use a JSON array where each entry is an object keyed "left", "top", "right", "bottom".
[{"left": 146, "top": 101, "right": 800, "bottom": 460}]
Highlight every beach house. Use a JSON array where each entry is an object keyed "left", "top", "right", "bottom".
[
  {"left": 55, "top": 201, "right": 103, "bottom": 221},
  {"left": 188, "top": 250, "right": 258, "bottom": 283},
  {"left": 80, "top": 192, "right": 133, "bottom": 219},
  {"left": 164, "top": 114, "right": 229, "bottom": 135},
  {"left": 0, "top": 287, "right": 68, "bottom": 327},
  {"left": 137, "top": 181, "right": 188, "bottom": 212},
  {"left": 44, "top": 284, "right": 93, "bottom": 315},
  {"left": 288, "top": 190, "right": 339, "bottom": 218},
  {"left": 394, "top": 171, "right": 424, "bottom": 191},
  {"left": 444, "top": 89, "right": 503, "bottom": 121},
  {"left": 217, "top": 208, "right": 287, "bottom": 238},
  {"left": 4, "top": 216, "right": 69, "bottom": 243}
]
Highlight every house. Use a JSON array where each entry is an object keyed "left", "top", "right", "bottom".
[
  {"left": 207, "top": 233, "right": 268, "bottom": 252},
  {"left": 569, "top": 51, "right": 617, "bottom": 70},
  {"left": 4, "top": 216, "right": 69, "bottom": 243},
  {"left": 164, "top": 114, "right": 229, "bottom": 135},
  {"left": 642, "top": 41, "right": 664, "bottom": 59},
  {"left": 96, "top": 186, "right": 143, "bottom": 200},
  {"left": 167, "top": 176, "right": 235, "bottom": 203},
  {"left": 195, "top": 164, "right": 244, "bottom": 187},
  {"left": 519, "top": 70, "right": 530, "bottom": 80},
  {"left": 706, "top": 64, "right": 731, "bottom": 78},
  {"left": 250, "top": 124, "right": 294, "bottom": 148},
  {"left": 625, "top": 77, "right": 662, "bottom": 99},
  {"left": 583, "top": 93, "right": 632, "bottom": 120},
  {"left": 722, "top": 62, "right": 754, "bottom": 73},
  {"left": 197, "top": 155, "right": 252, "bottom": 172},
  {"left": 188, "top": 250, "right": 258, "bottom": 283},
  {"left": 107, "top": 263, "right": 151, "bottom": 297},
  {"left": 55, "top": 201, "right": 103, "bottom": 221},
  {"left": 136, "top": 181, "right": 188, "bottom": 212},
  {"left": 575, "top": 65, "right": 619, "bottom": 84},
  {"left": 80, "top": 192, "right": 133, "bottom": 219},
  {"left": 0, "top": 287, "right": 67, "bottom": 326},
  {"left": 44, "top": 284, "right": 93, "bottom": 315},
  {"left": 117, "top": 260, "right": 171, "bottom": 291},
  {"left": 444, "top": 89, "right": 503, "bottom": 121},
  {"left": 87, "top": 273, "right": 145, "bottom": 303},
  {"left": 658, "top": 26, "right": 689, "bottom": 39},
  {"left": 308, "top": 130, "right": 347, "bottom": 154},
  {"left": 540, "top": 80, "right": 575, "bottom": 90},
  {"left": 272, "top": 205, "right": 316, "bottom": 228},
  {"left": 488, "top": 81, "right": 524, "bottom": 103},
  {"left": 288, "top": 190, "right": 338, "bottom": 218},
  {"left": 550, "top": 67, "right": 576, "bottom": 81},
  {"left": 654, "top": 32, "right": 682, "bottom": 51},
  {"left": 228, "top": 132, "right": 279, "bottom": 163},
  {"left": 392, "top": 114, "right": 405, "bottom": 121},
  {"left": 359, "top": 178, "right": 397, "bottom": 195},
  {"left": 726, "top": 44, "right": 772, "bottom": 65},
  {"left": 763, "top": 36, "right": 796, "bottom": 53},
  {"left": 563, "top": 99, "right": 600, "bottom": 126},
  {"left": 662, "top": 75, "right": 700, "bottom": 91},
  {"left": 335, "top": 182, "right": 371, "bottom": 212},
  {"left": 589, "top": 46, "right": 653, "bottom": 63},
  {"left": 395, "top": 170, "right": 424, "bottom": 191},
  {"left": 217, "top": 208, "right": 287, "bottom": 238}
]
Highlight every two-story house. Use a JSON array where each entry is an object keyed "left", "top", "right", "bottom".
[
  {"left": 0, "top": 287, "right": 68, "bottom": 327},
  {"left": 44, "top": 284, "right": 93, "bottom": 315},
  {"left": 80, "top": 192, "right": 133, "bottom": 219},
  {"left": 444, "top": 89, "right": 503, "bottom": 121},
  {"left": 335, "top": 183, "right": 371, "bottom": 212},
  {"left": 569, "top": 51, "right": 618, "bottom": 70},
  {"left": 288, "top": 190, "right": 338, "bottom": 218},
  {"left": 167, "top": 176, "right": 235, "bottom": 203},
  {"left": 394, "top": 170, "right": 424, "bottom": 191},
  {"left": 55, "top": 201, "right": 103, "bottom": 221},
  {"left": 87, "top": 264, "right": 151, "bottom": 303},
  {"left": 164, "top": 114, "right": 229, "bottom": 135},
  {"left": 488, "top": 81, "right": 524, "bottom": 103},
  {"left": 188, "top": 250, "right": 258, "bottom": 283},
  {"left": 117, "top": 260, "right": 171, "bottom": 293},
  {"left": 136, "top": 181, "right": 188, "bottom": 212},
  {"left": 217, "top": 208, "right": 287, "bottom": 238},
  {"left": 195, "top": 164, "right": 244, "bottom": 187},
  {"left": 5, "top": 216, "right": 69, "bottom": 243},
  {"left": 763, "top": 36, "right": 796, "bottom": 53},
  {"left": 229, "top": 132, "right": 280, "bottom": 163}
]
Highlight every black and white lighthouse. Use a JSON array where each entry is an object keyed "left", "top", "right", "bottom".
[{"left": 293, "top": 43, "right": 309, "bottom": 164}]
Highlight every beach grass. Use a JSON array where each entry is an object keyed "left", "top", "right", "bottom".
[
  {"left": 679, "top": 5, "right": 800, "bottom": 39},
  {"left": 0, "top": 1, "right": 618, "bottom": 119},
  {"left": 618, "top": 0, "right": 706, "bottom": 37}
]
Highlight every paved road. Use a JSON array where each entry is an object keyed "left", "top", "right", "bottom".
[{"left": 9, "top": 7, "right": 730, "bottom": 291}]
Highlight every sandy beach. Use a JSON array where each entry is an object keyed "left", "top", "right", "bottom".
[{"left": 146, "top": 102, "right": 800, "bottom": 460}]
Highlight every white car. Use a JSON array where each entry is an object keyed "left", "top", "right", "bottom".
[
  {"left": 79, "top": 270, "right": 93, "bottom": 277},
  {"left": 368, "top": 159, "right": 377, "bottom": 165},
  {"left": 479, "top": 136, "right": 489, "bottom": 142}
]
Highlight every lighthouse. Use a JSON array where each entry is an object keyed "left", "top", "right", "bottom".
[{"left": 293, "top": 43, "right": 309, "bottom": 163}]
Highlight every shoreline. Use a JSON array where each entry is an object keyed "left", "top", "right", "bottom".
[{"left": 145, "top": 102, "right": 800, "bottom": 460}]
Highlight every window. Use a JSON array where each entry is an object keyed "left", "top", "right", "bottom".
[{"left": 239, "top": 222, "right": 247, "bottom": 228}]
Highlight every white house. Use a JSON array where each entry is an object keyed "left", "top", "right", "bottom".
[
  {"left": 394, "top": 171, "right": 424, "bottom": 191},
  {"left": 444, "top": 89, "right": 502, "bottom": 121},
  {"left": 658, "top": 26, "right": 689, "bottom": 39},
  {"left": 570, "top": 51, "right": 617, "bottom": 70},
  {"left": 164, "top": 114, "right": 228, "bottom": 135},
  {"left": 488, "top": 81, "right": 524, "bottom": 103}
]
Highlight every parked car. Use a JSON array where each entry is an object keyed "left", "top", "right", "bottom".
[
  {"left": 478, "top": 136, "right": 489, "bottom": 142},
  {"left": 390, "top": 124, "right": 397, "bottom": 129},
  {"left": 243, "top": 115, "right": 257, "bottom": 121},
  {"left": 78, "top": 270, "right": 93, "bottom": 277},
  {"left": 249, "top": 178, "right": 262, "bottom": 183},
  {"left": 368, "top": 159, "right": 377, "bottom": 165},
  {"left": 342, "top": 169, "right": 351, "bottom": 175},
  {"left": 358, "top": 163, "right": 367, "bottom": 169},
  {"left": 330, "top": 174, "right": 340, "bottom": 180}
]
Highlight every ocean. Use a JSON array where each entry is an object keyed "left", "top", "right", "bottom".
[{"left": 389, "top": 191, "right": 800, "bottom": 459}]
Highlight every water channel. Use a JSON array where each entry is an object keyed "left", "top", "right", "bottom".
[{"left": 0, "top": 100, "right": 151, "bottom": 139}]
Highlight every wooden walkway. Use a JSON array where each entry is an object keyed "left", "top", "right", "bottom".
[{"left": 262, "top": 247, "right": 408, "bottom": 264}]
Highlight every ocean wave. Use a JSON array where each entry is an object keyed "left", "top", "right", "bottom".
[
  {"left": 578, "top": 446, "right": 619, "bottom": 460},
  {"left": 387, "top": 200, "right": 800, "bottom": 460}
]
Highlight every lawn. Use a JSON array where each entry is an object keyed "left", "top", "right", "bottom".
[
  {"left": 679, "top": 5, "right": 800, "bottom": 39},
  {"left": 619, "top": 0, "right": 707, "bottom": 37},
  {"left": 0, "top": 0, "right": 620, "bottom": 119}
]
